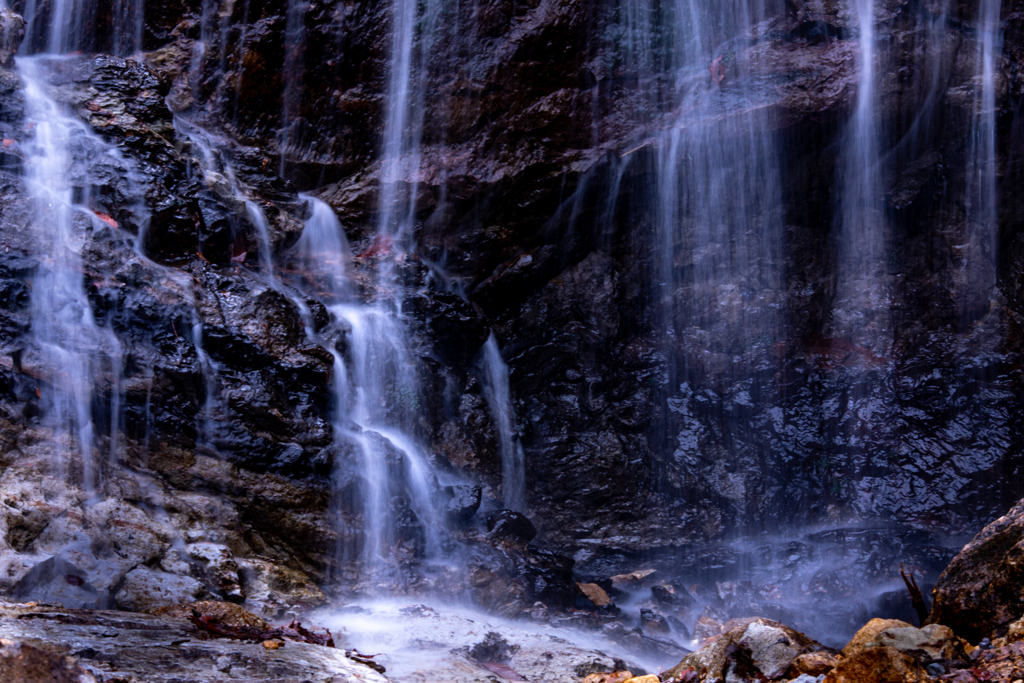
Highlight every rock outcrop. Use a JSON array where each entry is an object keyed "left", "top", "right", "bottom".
[
  {"left": 0, "top": 600, "right": 389, "bottom": 683},
  {"left": 928, "top": 497, "right": 1024, "bottom": 643}
]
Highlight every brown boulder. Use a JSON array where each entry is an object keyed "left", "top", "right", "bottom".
[
  {"left": 823, "top": 647, "right": 927, "bottom": 683},
  {"left": 927, "top": 498, "right": 1024, "bottom": 643},
  {"left": 841, "top": 618, "right": 914, "bottom": 657}
]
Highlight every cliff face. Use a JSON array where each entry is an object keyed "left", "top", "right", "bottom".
[{"left": 0, "top": 0, "right": 1022, "bottom": 631}]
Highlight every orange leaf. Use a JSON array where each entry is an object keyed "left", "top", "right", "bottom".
[
  {"left": 2, "top": 139, "right": 13, "bottom": 147},
  {"left": 95, "top": 212, "right": 118, "bottom": 228}
]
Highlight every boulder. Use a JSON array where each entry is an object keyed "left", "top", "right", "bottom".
[
  {"left": 11, "top": 556, "right": 103, "bottom": 609},
  {"left": 823, "top": 646, "right": 927, "bottom": 683},
  {"left": 114, "top": 567, "right": 208, "bottom": 612},
  {"left": 186, "top": 542, "right": 244, "bottom": 602},
  {"left": 867, "top": 624, "right": 965, "bottom": 661},
  {"left": 651, "top": 583, "right": 694, "bottom": 608},
  {"left": 664, "top": 618, "right": 829, "bottom": 682},
  {"left": 928, "top": 498, "right": 1024, "bottom": 643},
  {"left": 841, "top": 618, "right": 914, "bottom": 657},
  {"left": 639, "top": 608, "right": 671, "bottom": 635},
  {"left": 235, "top": 557, "right": 327, "bottom": 620}
]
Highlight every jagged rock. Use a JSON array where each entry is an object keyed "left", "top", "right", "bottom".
[
  {"left": 469, "top": 631, "right": 520, "bottom": 662},
  {"left": 823, "top": 646, "right": 927, "bottom": 683},
  {"left": 486, "top": 510, "right": 537, "bottom": 544},
  {"left": 928, "top": 498, "right": 1024, "bottom": 643},
  {"left": 114, "top": 567, "right": 208, "bottom": 612},
  {"left": 0, "top": 11, "right": 24, "bottom": 69},
  {"left": 186, "top": 542, "right": 244, "bottom": 602},
  {"left": 443, "top": 484, "right": 482, "bottom": 523},
  {"left": 665, "top": 618, "right": 830, "bottom": 682}
]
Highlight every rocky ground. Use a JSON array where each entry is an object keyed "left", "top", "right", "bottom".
[{"left": 4, "top": 495, "right": 1024, "bottom": 682}]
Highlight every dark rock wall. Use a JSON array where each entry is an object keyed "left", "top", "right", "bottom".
[{"left": 1, "top": 0, "right": 1023, "bottom": 602}]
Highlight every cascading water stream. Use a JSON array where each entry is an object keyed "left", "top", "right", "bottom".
[
  {"left": 831, "top": 0, "right": 891, "bottom": 352},
  {"left": 16, "top": 54, "right": 141, "bottom": 496},
  {"left": 479, "top": 334, "right": 526, "bottom": 512},
  {"left": 287, "top": 195, "right": 457, "bottom": 585},
  {"left": 962, "top": 0, "right": 1002, "bottom": 318}
]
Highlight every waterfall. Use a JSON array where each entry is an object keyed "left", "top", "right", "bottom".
[
  {"left": 479, "top": 334, "right": 526, "bottom": 512},
  {"left": 19, "top": 56, "right": 106, "bottom": 491},
  {"left": 962, "top": 0, "right": 1003, "bottom": 319},
  {"left": 829, "top": 0, "right": 889, "bottom": 350}
]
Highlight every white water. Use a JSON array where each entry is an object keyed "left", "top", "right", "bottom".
[
  {"left": 18, "top": 55, "right": 128, "bottom": 493},
  {"left": 319, "top": 601, "right": 664, "bottom": 683}
]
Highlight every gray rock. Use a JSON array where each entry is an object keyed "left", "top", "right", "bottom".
[
  {"left": 113, "top": 567, "right": 208, "bottom": 612},
  {"left": 12, "top": 556, "right": 103, "bottom": 609}
]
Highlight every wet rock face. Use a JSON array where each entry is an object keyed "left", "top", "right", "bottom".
[{"left": 927, "top": 497, "right": 1024, "bottom": 643}]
